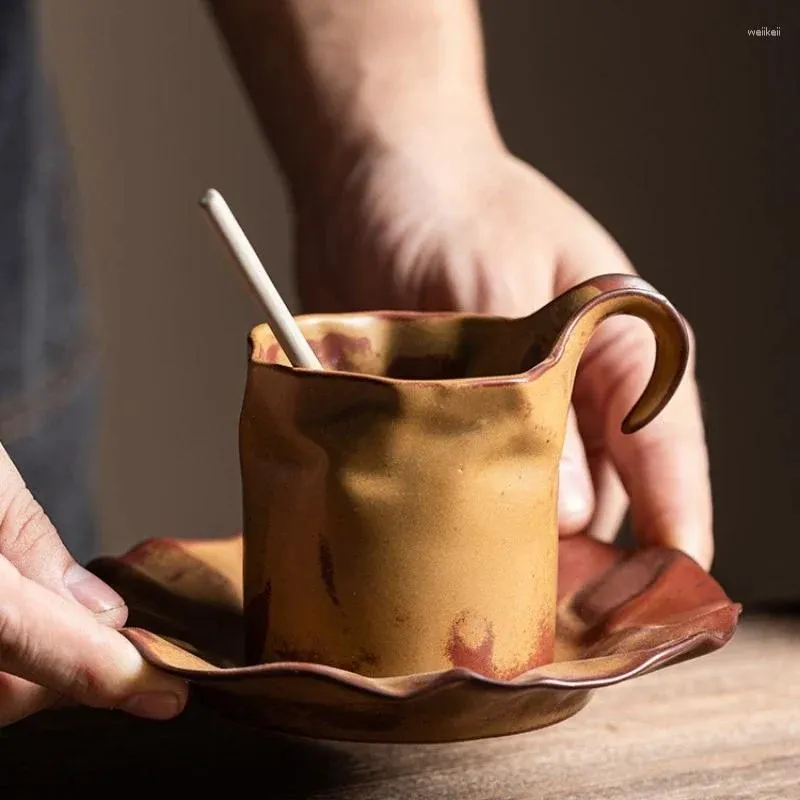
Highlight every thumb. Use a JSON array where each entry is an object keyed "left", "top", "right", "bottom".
[
  {"left": 0, "top": 443, "right": 125, "bottom": 622},
  {"left": 0, "top": 552, "right": 188, "bottom": 720}
]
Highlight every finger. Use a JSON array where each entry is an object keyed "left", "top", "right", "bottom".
[
  {"left": 576, "top": 313, "right": 713, "bottom": 568},
  {"left": 0, "top": 554, "right": 188, "bottom": 720},
  {"left": 558, "top": 406, "right": 595, "bottom": 535},
  {"left": 572, "top": 388, "right": 630, "bottom": 543},
  {"left": 0, "top": 672, "right": 60, "bottom": 727},
  {"left": 584, "top": 457, "right": 629, "bottom": 544},
  {"left": 0, "top": 444, "right": 127, "bottom": 626}
]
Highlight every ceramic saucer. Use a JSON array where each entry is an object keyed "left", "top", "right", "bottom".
[{"left": 88, "top": 535, "right": 740, "bottom": 744}]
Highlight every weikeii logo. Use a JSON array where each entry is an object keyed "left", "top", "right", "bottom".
[{"left": 746, "top": 26, "right": 781, "bottom": 37}]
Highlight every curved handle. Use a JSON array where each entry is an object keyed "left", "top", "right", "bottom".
[{"left": 542, "top": 274, "right": 690, "bottom": 434}]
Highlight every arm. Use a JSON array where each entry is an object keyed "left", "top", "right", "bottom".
[{"left": 205, "top": 0, "right": 501, "bottom": 203}]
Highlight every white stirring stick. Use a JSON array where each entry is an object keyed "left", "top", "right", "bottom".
[{"left": 199, "top": 188, "right": 323, "bottom": 370}]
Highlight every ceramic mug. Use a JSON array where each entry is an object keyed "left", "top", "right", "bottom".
[{"left": 239, "top": 274, "right": 690, "bottom": 679}]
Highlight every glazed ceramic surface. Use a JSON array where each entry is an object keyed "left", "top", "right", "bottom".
[
  {"left": 88, "top": 534, "right": 740, "bottom": 744},
  {"left": 240, "top": 274, "right": 690, "bottom": 678}
]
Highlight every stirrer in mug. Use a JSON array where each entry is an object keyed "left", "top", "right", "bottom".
[{"left": 199, "top": 188, "right": 323, "bottom": 370}]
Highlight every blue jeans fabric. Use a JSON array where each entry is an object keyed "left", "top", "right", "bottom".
[{"left": 0, "top": 1, "right": 97, "bottom": 564}]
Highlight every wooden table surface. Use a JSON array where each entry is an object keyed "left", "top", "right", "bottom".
[{"left": 2, "top": 612, "right": 798, "bottom": 798}]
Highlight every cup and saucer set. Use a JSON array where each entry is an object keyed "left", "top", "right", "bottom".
[{"left": 89, "top": 273, "right": 739, "bottom": 744}]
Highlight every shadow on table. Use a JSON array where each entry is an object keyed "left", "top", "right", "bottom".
[
  {"left": 3, "top": 698, "right": 506, "bottom": 798},
  {"left": 2, "top": 702, "right": 365, "bottom": 795}
]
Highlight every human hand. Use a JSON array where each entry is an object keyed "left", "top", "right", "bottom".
[
  {"left": 0, "top": 444, "right": 188, "bottom": 726},
  {"left": 295, "top": 138, "right": 713, "bottom": 569},
  {"left": 206, "top": 0, "right": 710, "bottom": 566}
]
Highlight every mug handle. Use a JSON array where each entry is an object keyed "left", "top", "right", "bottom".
[{"left": 527, "top": 273, "right": 691, "bottom": 434}]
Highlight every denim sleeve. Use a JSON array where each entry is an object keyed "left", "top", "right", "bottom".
[{"left": 0, "top": 1, "right": 98, "bottom": 565}]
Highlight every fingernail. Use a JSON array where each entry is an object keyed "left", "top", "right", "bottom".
[
  {"left": 64, "top": 564, "right": 126, "bottom": 614},
  {"left": 122, "top": 692, "right": 183, "bottom": 721},
  {"left": 558, "top": 461, "right": 592, "bottom": 522}
]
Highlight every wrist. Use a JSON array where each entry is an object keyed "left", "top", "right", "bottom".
[
  {"left": 303, "top": 99, "right": 502, "bottom": 199},
  {"left": 291, "top": 53, "right": 514, "bottom": 230}
]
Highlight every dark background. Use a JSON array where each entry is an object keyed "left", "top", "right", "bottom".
[{"left": 481, "top": 1, "right": 798, "bottom": 605}]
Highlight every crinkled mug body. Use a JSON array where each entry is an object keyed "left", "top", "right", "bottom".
[{"left": 240, "top": 274, "right": 689, "bottom": 679}]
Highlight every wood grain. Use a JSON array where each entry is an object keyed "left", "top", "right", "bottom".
[{"left": 2, "top": 613, "right": 798, "bottom": 798}]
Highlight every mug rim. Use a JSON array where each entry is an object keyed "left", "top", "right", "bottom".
[{"left": 247, "top": 309, "right": 559, "bottom": 388}]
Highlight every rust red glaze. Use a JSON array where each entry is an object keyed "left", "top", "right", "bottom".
[
  {"left": 318, "top": 538, "right": 340, "bottom": 606},
  {"left": 446, "top": 613, "right": 496, "bottom": 676},
  {"left": 446, "top": 612, "right": 554, "bottom": 679},
  {"left": 265, "top": 333, "right": 372, "bottom": 371},
  {"left": 118, "top": 536, "right": 185, "bottom": 566},
  {"left": 245, "top": 581, "right": 271, "bottom": 665}
]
